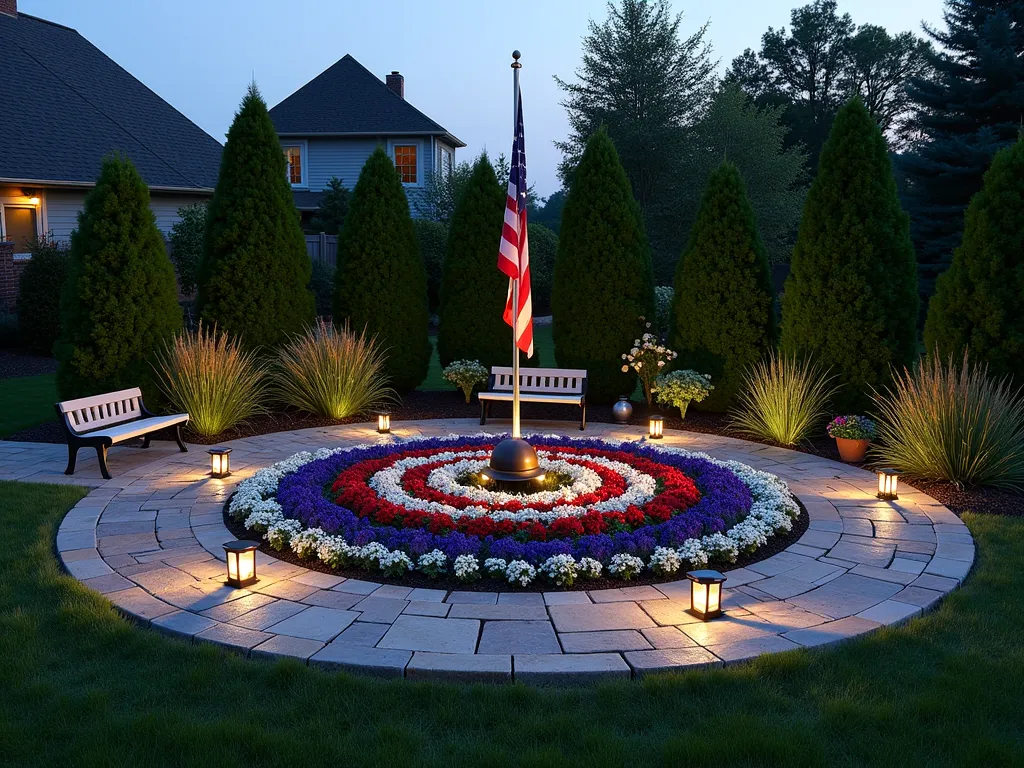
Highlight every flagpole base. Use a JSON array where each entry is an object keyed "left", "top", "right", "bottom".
[{"left": 481, "top": 438, "right": 545, "bottom": 486}]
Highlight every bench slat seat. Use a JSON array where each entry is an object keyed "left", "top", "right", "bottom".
[
  {"left": 55, "top": 387, "right": 189, "bottom": 479},
  {"left": 478, "top": 366, "right": 588, "bottom": 430}
]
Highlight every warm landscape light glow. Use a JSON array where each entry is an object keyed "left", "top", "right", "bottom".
[
  {"left": 648, "top": 415, "right": 664, "bottom": 440},
  {"left": 877, "top": 469, "right": 900, "bottom": 500},
  {"left": 687, "top": 570, "right": 726, "bottom": 620},
  {"left": 207, "top": 447, "right": 231, "bottom": 478},
  {"left": 223, "top": 541, "right": 258, "bottom": 588},
  {"left": 377, "top": 412, "right": 391, "bottom": 434}
]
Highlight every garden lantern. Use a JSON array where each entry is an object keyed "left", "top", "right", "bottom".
[
  {"left": 223, "top": 540, "right": 258, "bottom": 588},
  {"left": 687, "top": 569, "right": 726, "bottom": 620},
  {"left": 877, "top": 468, "right": 900, "bottom": 500},
  {"left": 648, "top": 415, "right": 664, "bottom": 440},
  {"left": 207, "top": 447, "right": 232, "bottom": 478},
  {"left": 377, "top": 411, "right": 391, "bottom": 434}
]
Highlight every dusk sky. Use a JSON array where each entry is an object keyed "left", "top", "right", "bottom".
[{"left": 22, "top": 0, "right": 946, "bottom": 197}]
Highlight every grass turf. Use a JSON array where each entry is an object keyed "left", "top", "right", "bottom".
[
  {"left": 1, "top": 482, "right": 1022, "bottom": 765},
  {"left": 420, "top": 324, "right": 556, "bottom": 391},
  {"left": 0, "top": 373, "right": 57, "bottom": 437}
]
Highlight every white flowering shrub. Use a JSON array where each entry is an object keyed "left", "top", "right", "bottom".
[
  {"left": 578, "top": 557, "right": 603, "bottom": 579},
  {"left": 677, "top": 538, "right": 709, "bottom": 568},
  {"left": 540, "top": 554, "right": 579, "bottom": 587},
  {"left": 357, "top": 542, "right": 390, "bottom": 569},
  {"left": 244, "top": 500, "right": 284, "bottom": 533},
  {"left": 702, "top": 532, "right": 740, "bottom": 563},
  {"left": 290, "top": 527, "right": 326, "bottom": 560},
  {"left": 379, "top": 550, "right": 414, "bottom": 577},
  {"left": 484, "top": 558, "right": 508, "bottom": 578},
  {"left": 620, "top": 318, "right": 678, "bottom": 405},
  {"left": 608, "top": 553, "right": 644, "bottom": 580},
  {"left": 649, "top": 546, "right": 683, "bottom": 576},
  {"left": 417, "top": 549, "right": 448, "bottom": 578},
  {"left": 266, "top": 518, "right": 302, "bottom": 551},
  {"left": 317, "top": 535, "right": 356, "bottom": 569},
  {"left": 506, "top": 560, "right": 536, "bottom": 586},
  {"left": 442, "top": 359, "right": 489, "bottom": 403},
  {"left": 453, "top": 554, "right": 480, "bottom": 581}
]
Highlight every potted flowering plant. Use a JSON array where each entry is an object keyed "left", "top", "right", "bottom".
[
  {"left": 442, "top": 359, "right": 489, "bottom": 403},
  {"left": 827, "top": 415, "right": 877, "bottom": 463},
  {"left": 655, "top": 369, "right": 714, "bottom": 419},
  {"left": 621, "top": 317, "right": 678, "bottom": 406}
]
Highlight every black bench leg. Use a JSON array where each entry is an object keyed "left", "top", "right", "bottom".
[
  {"left": 95, "top": 444, "right": 112, "bottom": 481},
  {"left": 580, "top": 401, "right": 587, "bottom": 431},
  {"left": 141, "top": 434, "right": 151, "bottom": 449},
  {"left": 65, "top": 444, "right": 79, "bottom": 476},
  {"left": 480, "top": 401, "right": 488, "bottom": 426},
  {"left": 173, "top": 424, "right": 188, "bottom": 453}
]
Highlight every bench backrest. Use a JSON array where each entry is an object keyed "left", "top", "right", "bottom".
[
  {"left": 489, "top": 366, "right": 587, "bottom": 394},
  {"left": 56, "top": 387, "right": 143, "bottom": 434}
]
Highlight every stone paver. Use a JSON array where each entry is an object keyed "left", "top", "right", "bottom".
[{"left": 44, "top": 418, "right": 969, "bottom": 683}]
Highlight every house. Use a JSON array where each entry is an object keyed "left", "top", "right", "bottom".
[
  {"left": 268, "top": 54, "right": 465, "bottom": 223},
  {"left": 0, "top": 0, "right": 222, "bottom": 308}
]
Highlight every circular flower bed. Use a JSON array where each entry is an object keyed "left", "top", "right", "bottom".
[{"left": 228, "top": 434, "right": 799, "bottom": 587}]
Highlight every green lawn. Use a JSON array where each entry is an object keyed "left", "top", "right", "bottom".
[
  {"left": 1, "top": 481, "right": 1022, "bottom": 765},
  {"left": 420, "top": 324, "right": 556, "bottom": 391},
  {"left": 0, "top": 373, "right": 57, "bottom": 437}
]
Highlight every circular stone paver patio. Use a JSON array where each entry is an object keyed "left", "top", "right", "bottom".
[{"left": 55, "top": 419, "right": 975, "bottom": 684}]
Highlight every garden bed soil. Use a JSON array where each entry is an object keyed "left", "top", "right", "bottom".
[
  {"left": 0, "top": 350, "right": 58, "bottom": 379},
  {"left": 223, "top": 495, "right": 810, "bottom": 593}
]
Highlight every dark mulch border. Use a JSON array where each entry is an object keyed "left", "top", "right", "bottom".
[
  {"left": 0, "top": 350, "right": 59, "bottom": 379},
  {"left": 223, "top": 490, "right": 810, "bottom": 592}
]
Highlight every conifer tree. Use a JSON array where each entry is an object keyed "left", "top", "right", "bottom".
[
  {"left": 782, "top": 98, "right": 919, "bottom": 411},
  {"left": 553, "top": 128, "right": 655, "bottom": 403},
  {"left": 671, "top": 162, "right": 776, "bottom": 411},
  {"left": 334, "top": 148, "right": 430, "bottom": 391},
  {"left": 55, "top": 155, "right": 182, "bottom": 398},
  {"left": 437, "top": 154, "right": 509, "bottom": 369},
  {"left": 197, "top": 84, "right": 313, "bottom": 348},
  {"left": 924, "top": 136, "right": 1024, "bottom": 378}
]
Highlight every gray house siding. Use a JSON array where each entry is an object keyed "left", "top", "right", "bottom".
[{"left": 44, "top": 189, "right": 207, "bottom": 242}]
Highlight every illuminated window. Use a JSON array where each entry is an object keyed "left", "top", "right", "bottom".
[
  {"left": 283, "top": 145, "right": 303, "bottom": 185},
  {"left": 394, "top": 145, "right": 417, "bottom": 184},
  {"left": 1, "top": 205, "right": 39, "bottom": 255}
]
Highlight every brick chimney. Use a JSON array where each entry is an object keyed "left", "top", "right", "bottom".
[
  {"left": 0, "top": 0, "right": 17, "bottom": 17},
  {"left": 386, "top": 71, "right": 404, "bottom": 100}
]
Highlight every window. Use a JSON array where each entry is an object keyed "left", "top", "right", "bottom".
[
  {"left": 1, "top": 205, "right": 39, "bottom": 255},
  {"left": 283, "top": 145, "right": 304, "bottom": 186},
  {"left": 441, "top": 148, "right": 453, "bottom": 177},
  {"left": 394, "top": 145, "right": 417, "bottom": 184}
]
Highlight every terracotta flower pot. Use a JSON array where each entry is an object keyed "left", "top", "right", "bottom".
[{"left": 836, "top": 437, "right": 870, "bottom": 463}]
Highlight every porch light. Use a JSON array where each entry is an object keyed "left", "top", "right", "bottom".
[
  {"left": 648, "top": 415, "right": 664, "bottom": 440},
  {"left": 877, "top": 468, "right": 900, "bottom": 500},
  {"left": 223, "top": 540, "right": 258, "bottom": 588},
  {"left": 377, "top": 411, "right": 391, "bottom": 434},
  {"left": 207, "top": 447, "right": 232, "bottom": 478},
  {"left": 687, "top": 569, "right": 726, "bottom": 620},
  {"left": 28, "top": 196, "right": 40, "bottom": 206}
]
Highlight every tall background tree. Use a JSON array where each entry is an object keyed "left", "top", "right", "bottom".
[
  {"left": 556, "top": 0, "right": 716, "bottom": 282},
  {"left": 437, "top": 154, "right": 510, "bottom": 369},
  {"left": 334, "top": 148, "right": 430, "bottom": 392},
  {"left": 924, "top": 136, "right": 1024, "bottom": 378},
  {"left": 899, "top": 0, "right": 1024, "bottom": 302},
  {"left": 197, "top": 83, "right": 314, "bottom": 348},
  {"left": 671, "top": 162, "right": 777, "bottom": 411},
  {"left": 307, "top": 177, "right": 350, "bottom": 234},
  {"left": 782, "top": 98, "right": 919, "bottom": 411},
  {"left": 553, "top": 128, "right": 655, "bottom": 403},
  {"left": 55, "top": 156, "right": 181, "bottom": 398}
]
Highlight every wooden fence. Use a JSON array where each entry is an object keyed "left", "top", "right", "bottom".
[{"left": 305, "top": 233, "right": 338, "bottom": 267}]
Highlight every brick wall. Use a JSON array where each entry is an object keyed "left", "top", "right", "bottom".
[
  {"left": 0, "top": 241, "right": 28, "bottom": 313},
  {"left": 0, "top": 0, "right": 16, "bottom": 17}
]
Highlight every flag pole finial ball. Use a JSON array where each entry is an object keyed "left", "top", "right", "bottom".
[{"left": 512, "top": 50, "right": 521, "bottom": 60}]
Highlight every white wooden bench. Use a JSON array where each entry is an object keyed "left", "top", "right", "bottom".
[
  {"left": 55, "top": 387, "right": 189, "bottom": 479},
  {"left": 478, "top": 366, "right": 588, "bottom": 430}
]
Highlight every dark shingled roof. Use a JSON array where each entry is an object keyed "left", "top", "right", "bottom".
[
  {"left": 0, "top": 12, "right": 222, "bottom": 190},
  {"left": 269, "top": 54, "right": 465, "bottom": 147}
]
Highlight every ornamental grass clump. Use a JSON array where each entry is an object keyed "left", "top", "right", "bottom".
[
  {"left": 730, "top": 353, "right": 835, "bottom": 446},
  {"left": 273, "top": 320, "right": 394, "bottom": 419},
  {"left": 153, "top": 324, "right": 268, "bottom": 437},
  {"left": 872, "top": 353, "right": 1024, "bottom": 489}
]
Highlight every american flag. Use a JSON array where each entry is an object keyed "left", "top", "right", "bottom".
[{"left": 497, "top": 89, "right": 533, "bottom": 358}]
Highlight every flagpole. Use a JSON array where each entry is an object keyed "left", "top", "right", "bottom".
[{"left": 511, "top": 50, "right": 522, "bottom": 440}]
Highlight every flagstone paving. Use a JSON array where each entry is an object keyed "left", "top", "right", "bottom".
[{"left": 30, "top": 417, "right": 974, "bottom": 684}]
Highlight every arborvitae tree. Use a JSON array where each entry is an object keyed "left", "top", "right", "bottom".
[
  {"left": 334, "top": 147, "right": 430, "bottom": 391},
  {"left": 17, "top": 237, "right": 70, "bottom": 354},
  {"left": 671, "top": 162, "right": 777, "bottom": 411},
  {"left": 437, "top": 155, "right": 508, "bottom": 369},
  {"left": 196, "top": 83, "right": 313, "bottom": 348},
  {"left": 900, "top": 0, "right": 1024, "bottom": 299},
  {"left": 528, "top": 223, "right": 558, "bottom": 316},
  {"left": 782, "top": 98, "right": 919, "bottom": 411},
  {"left": 924, "top": 136, "right": 1024, "bottom": 378},
  {"left": 553, "top": 128, "right": 655, "bottom": 403},
  {"left": 412, "top": 219, "right": 448, "bottom": 313},
  {"left": 55, "top": 155, "right": 182, "bottom": 398}
]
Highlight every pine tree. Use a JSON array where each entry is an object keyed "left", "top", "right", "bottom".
[
  {"left": 55, "top": 155, "right": 182, "bottom": 398},
  {"left": 900, "top": 0, "right": 1024, "bottom": 299},
  {"left": 334, "top": 147, "right": 430, "bottom": 392},
  {"left": 553, "top": 128, "right": 655, "bottom": 404},
  {"left": 924, "top": 136, "right": 1024, "bottom": 378},
  {"left": 437, "top": 155, "right": 509, "bottom": 369},
  {"left": 196, "top": 83, "right": 314, "bottom": 348},
  {"left": 781, "top": 98, "right": 919, "bottom": 411},
  {"left": 671, "top": 162, "right": 777, "bottom": 411}
]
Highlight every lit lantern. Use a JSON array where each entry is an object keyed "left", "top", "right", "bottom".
[
  {"left": 687, "top": 569, "right": 726, "bottom": 620},
  {"left": 648, "top": 414, "right": 664, "bottom": 440},
  {"left": 877, "top": 468, "right": 900, "bottom": 500},
  {"left": 208, "top": 447, "right": 232, "bottom": 478},
  {"left": 28, "top": 196, "right": 40, "bottom": 206},
  {"left": 377, "top": 411, "right": 391, "bottom": 434},
  {"left": 223, "top": 540, "right": 258, "bottom": 588}
]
